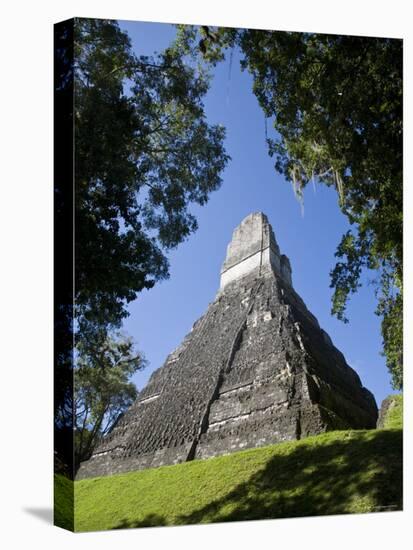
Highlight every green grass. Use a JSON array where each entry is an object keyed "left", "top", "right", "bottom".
[
  {"left": 74, "top": 428, "right": 402, "bottom": 532},
  {"left": 54, "top": 473, "right": 74, "bottom": 531},
  {"left": 381, "top": 394, "right": 403, "bottom": 429}
]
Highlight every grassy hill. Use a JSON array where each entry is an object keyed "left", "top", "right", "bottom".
[
  {"left": 69, "top": 426, "right": 402, "bottom": 532},
  {"left": 54, "top": 470, "right": 74, "bottom": 531}
]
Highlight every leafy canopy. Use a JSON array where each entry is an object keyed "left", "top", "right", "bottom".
[
  {"left": 178, "top": 26, "right": 403, "bottom": 389},
  {"left": 55, "top": 19, "right": 230, "bottom": 472},
  {"left": 74, "top": 19, "right": 229, "bottom": 335}
]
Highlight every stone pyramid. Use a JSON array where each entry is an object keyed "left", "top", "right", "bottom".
[{"left": 77, "top": 212, "right": 378, "bottom": 479}]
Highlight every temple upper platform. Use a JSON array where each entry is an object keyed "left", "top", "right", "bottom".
[{"left": 220, "top": 212, "right": 292, "bottom": 290}]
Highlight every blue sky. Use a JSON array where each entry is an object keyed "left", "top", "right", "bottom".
[{"left": 119, "top": 20, "right": 394, "bottom": 407}]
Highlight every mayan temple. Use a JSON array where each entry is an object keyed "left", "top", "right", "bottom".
[{"left": 77, "top": 212, "right": 378, "bottom": 479}]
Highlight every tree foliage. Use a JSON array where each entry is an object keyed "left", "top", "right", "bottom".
[
  {"left": 55, "top": 19, "right": 229, "bottom": 473},
  {"left": 75, "top": 331, "right": 144, "bottom": 469},
  {"left": 178, "top": 26, "right": 403, "bottom": 388},
  {"left": 74, "top": 19, "right": 229, "bottom": 336}
]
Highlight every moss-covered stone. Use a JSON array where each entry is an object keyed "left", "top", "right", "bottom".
[{"left": 377, "top": 394, "right": 403, "bottom": 429}]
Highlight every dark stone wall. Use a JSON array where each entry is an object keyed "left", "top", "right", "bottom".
[{"left": 77, "top": 269, "right": 378, "bottom": 480}]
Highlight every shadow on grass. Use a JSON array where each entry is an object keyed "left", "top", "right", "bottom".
[{"left": 113, "top": 430, "right": 402, "bottom": 529}]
